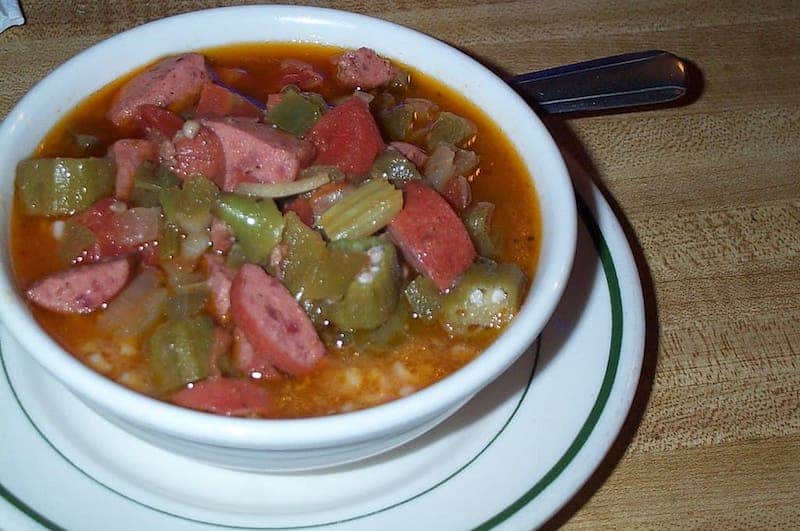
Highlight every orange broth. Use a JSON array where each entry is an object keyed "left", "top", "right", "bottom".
[{"left": 10, "top": 43, "right": 540, "bottom": 418}]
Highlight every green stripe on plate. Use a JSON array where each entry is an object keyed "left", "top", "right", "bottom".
[
  {"left": 473, "top": 195, "right": 624, "bottom": 530},
  {"left": 0, "top": 194, "right": 623, "bottom": 530}
]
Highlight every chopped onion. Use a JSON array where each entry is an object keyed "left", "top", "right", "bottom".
[
  {"left": 181, "top": 230, "right": 211, "bottom": 261},
  {"left": 235, "top": 173, "right": 330, "bottom": 198},
  {"left": 98, "top": 269, "right": 167, "bottom": 336}
]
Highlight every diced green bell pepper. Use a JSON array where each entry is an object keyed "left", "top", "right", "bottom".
[
  {"left": 131, "top": 162, "right": 181, "bottom": 208},
  {"left": 147, "top": 316, "right": 214, "bottom": 394},
  {"left": 267, "top": 89, "right": 327, "bottom": 136},
  {"left": 214, "top": 193, "right": 284, "bottom": 265},
  {"left": 16, "top": 158, "right": 114, "bottom": 216},
  {"left": 160, "top": 176, "right": 219, "bottom": 234},
  {"left": 329, "top": 237, "right": 401, "bottom": 331},
  {"left": 59, "top": 221, "right": 96, "bottom": 265},
  {"left": 282, "top": 212, "right": 365, "bottom": 301}
]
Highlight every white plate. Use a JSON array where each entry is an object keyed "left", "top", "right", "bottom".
[{"left": 0, "top": 171, "right": 644, "bottom": 530}]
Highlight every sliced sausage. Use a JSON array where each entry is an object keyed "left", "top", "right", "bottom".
[
  {"left": 171, "top": 377, "right": 271, "bottom": 417},
  {"left": 108, "top": 139, "right": 158, "bottom": 200},
  {"left": 335, "top": 48, "right": 397, "bottom": 89},
  {"left": 203, "top": 253, "right": 235, "bottom": 324},
  {"left": 388, "top": 182, "right": 476, "bottom": 291},
  {"left": 306, "top": 96, "right": 384, "bottom": 176},
  {"left": 230, "top": 264, "right": 326, "bottom": 375},
  {"left": 194, "top": 82, "right": 262, "bottom": 119},
  {"left": 209, "top": 327, "right": 232, "bottom": 377},
  {"left": 26, "top": 258, "right": 131, "bottom": 314},
  {"left": 232, "top": 327, "right": 281, "bottom": 380},
  {"left": 202, "top": 117, "right": 316, "bottom": 191},
  {"left": 107, "top": 53, "right": 209, "bottom": 127}
]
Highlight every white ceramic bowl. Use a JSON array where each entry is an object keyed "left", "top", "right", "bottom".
[{"left": 0, "top": 6, "right": 576, "bottom": 471}]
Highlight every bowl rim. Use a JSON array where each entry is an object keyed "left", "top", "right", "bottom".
[{"left": 0, "top": 5, "right": 576, "bottom": 450}]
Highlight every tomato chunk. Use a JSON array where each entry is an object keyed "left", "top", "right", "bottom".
[
  {"left": 306, "top": 97, "right": 384, "bottom": 175},
  {"left": 388, "top": 182, "right": 476, "bottom": 291}
]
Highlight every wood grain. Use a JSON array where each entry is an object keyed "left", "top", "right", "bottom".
[{"left": 2, "top": 0, "right": 799, "bottom": 528}]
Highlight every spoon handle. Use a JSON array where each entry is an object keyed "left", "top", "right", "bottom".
[{"left": 511, "top": 50, "right": 689, "bottom": 114}]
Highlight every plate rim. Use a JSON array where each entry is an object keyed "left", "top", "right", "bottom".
[{"left": 0, "top": 184, "right": 644, "bottom": 530}]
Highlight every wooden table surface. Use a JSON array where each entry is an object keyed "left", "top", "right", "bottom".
[{"left": 2, "top": 1, "right": 799, "bottom": 528}]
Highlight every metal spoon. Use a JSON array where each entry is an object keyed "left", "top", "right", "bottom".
[{"left": 512, "top": 50, "right": 689, "bottom": 114}]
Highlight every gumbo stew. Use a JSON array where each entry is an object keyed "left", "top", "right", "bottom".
[{"left": 10, "top": 44, "right": 540, "bottom": 418}]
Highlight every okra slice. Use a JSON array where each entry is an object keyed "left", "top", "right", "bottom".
[
  {"left": 425, "top": 111, "right": 478, "bottom": 151},
  {"left": 404, "top": 275, "right": 443, "bottom": 321},
  {"left": 147, "top": 316, "right": 215, "bottom": 394},
  {"left": 351, "top": 298, "right": 412, "bottom": 352},
  {"left": 441, "top": 261, "right": 526, "bottom": 334},
  {"left": 463, "top": 201, "right": 500, "bottom": 259},
  {"left": 214, "top": 193, "right": 284, "bottom": 265},
  {"left": 329, "top": 237, "right": 401, "bottom": 331},
  {"left": 317, "top": 178, "right": 403, "bottom": 241},
  {"left": 282, "top": 212, "right": 365, "bottom": 301},
  {"left": 370, "top": 150, "right": 422, "bottom": 186},
  {"left": 16, "top": 158, "right": 114, "bottom": 216}
]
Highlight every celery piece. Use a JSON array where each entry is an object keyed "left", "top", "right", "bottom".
[
  {"left": 351, "top": 298, "right": 412, "bottom": 352},
  {"left": 440, "top": 261, "right": 526, "bottom": 335},
  {"left": 160, "top": 176, "right": 219, "bottom": 234},
  {"left": 16, "top": 158, "right": 114, "bottom": 216},
  {"left": 214, "top": 193, "right": 284, "bottom": 265},
  {"left": 59, "top": 221, "right": 96, "bottom": 265},
  {"left": 425, "top": 112, "right": 478, "bottom": 150},
  {"left": 158, "top": 221, "right": 182, "bottom": 262},
  {"left": 380, "top": 104, "right": 414, "bottom": 141},
  {"left": 147, "top": 316, "right": 214, "bottom": 394},
  {"left": 131, "top": 163, "right": 181, "bottom": 208},
  {"left": 329, "top": 237, "right": 401, "bottom": 331},
  {"left": 317, "top": 179, "right": 403, "bottom": 241},
  {"left": 404, "top": 275, "right": 443, "bottom": 321},
  {"left": 463, "top": 201, "right": 500, "bottom": 259},
  {"left": 267, "top": 90, "right": 326, "bottom": 136},
  {"left": 370, "top": 150, "right": 422, "bottom": 186},
  {"left": 236, "top": 173, "right": 330, "bottom": 198},
  {"left": 282, "top": 212, "right": 365, "bottom": 301}
]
